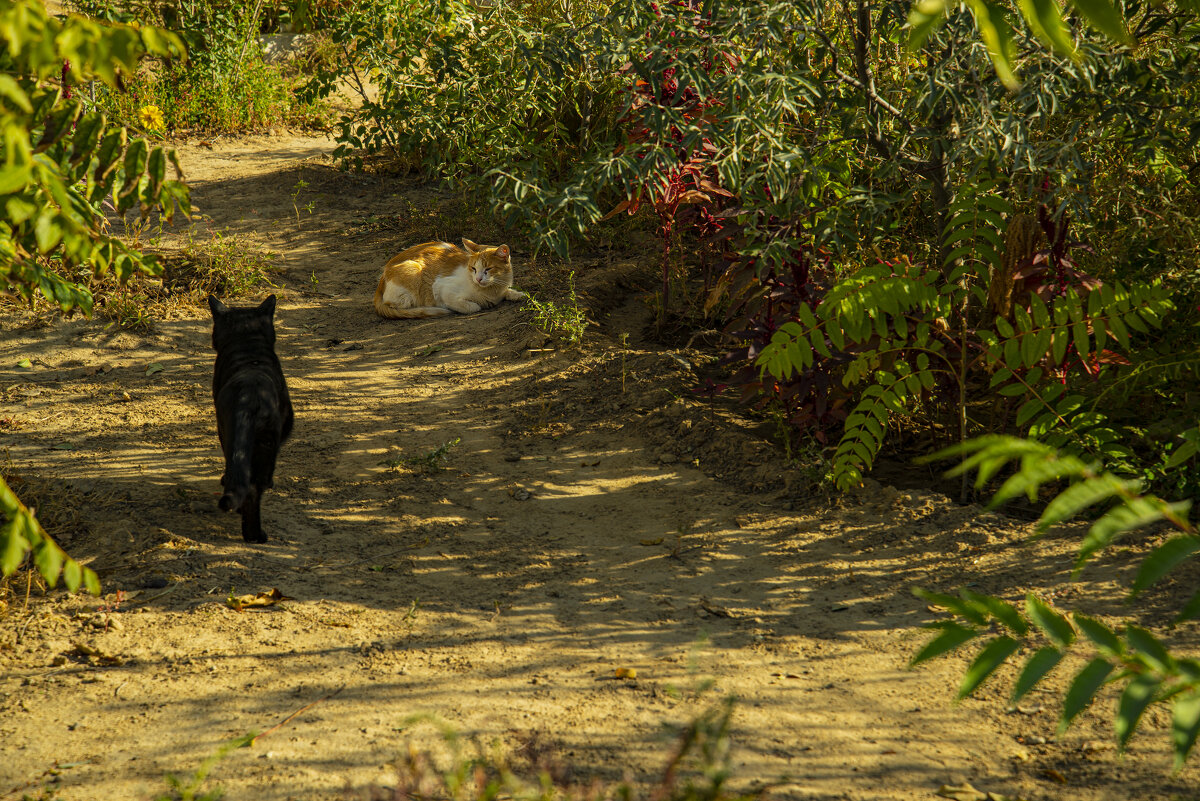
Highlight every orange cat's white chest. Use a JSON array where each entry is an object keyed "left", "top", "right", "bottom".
[{"left": 431, "top": 266, "right": 479, "bottom": 306}]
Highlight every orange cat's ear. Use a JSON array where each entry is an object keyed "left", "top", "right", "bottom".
[
  {"left": 496, "top": 244, "right": 510, "bottom": 259},
  {"left": 462, "top": 238, "right": 481, "bottom": 253}
]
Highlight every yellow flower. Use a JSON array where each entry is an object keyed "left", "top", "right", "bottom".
[{"left": 139, "top": 104, "right": 165, "bottom": 132}]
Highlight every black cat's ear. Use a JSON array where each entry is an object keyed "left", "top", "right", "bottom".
[
  {"left": 208, "top": 295, "right": 227, "bottom": 317},
  {"left": 258, "top": 295, "right": 277, "bottom": 316},
  {"left": 462, "top": 238, "right": 480, "bottom": 253}
]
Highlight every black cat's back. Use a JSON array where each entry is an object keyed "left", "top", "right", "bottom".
[{"left": 208, "top": 295, "right": 293, "bottom": 543}]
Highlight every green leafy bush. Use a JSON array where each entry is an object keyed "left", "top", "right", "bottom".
[
  {"left": 525, "top": 272, "right": 589, "bottom": 347},
  {"left": 1, "top": 473, "right": 98, "bottom": 595},
  {"left": 0, "top": 0, "right": 189, "bottom": 314},
  {"left": 914, "top": 435, "right": 1200, "bottom": 767},
  {"left": 0, "top": 0, "right": 193, "bottom": 594},
  {"left": 71, "top": 0, "right": 330, "bottom": 132},
  {"left": 302, "top": 1, "right": 1200, "bottom": 494}
]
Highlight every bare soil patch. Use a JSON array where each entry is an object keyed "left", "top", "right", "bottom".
[{"left": 1, "top": 134, "right": 1195, "bottom": 801}]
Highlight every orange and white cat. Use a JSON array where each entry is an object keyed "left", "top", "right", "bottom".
[{"left": 373, "top": 238, "right": 524, "bottom": 319}]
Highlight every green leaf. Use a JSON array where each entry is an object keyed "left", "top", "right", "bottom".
[
  {"left": 1039, "top": 474, "right": 1134, "bottom": 531},
  {"left": 911, "top": 621, "right": 981, "bottom": 667},
  {"left": 958, "top": 635, "right": 1020, "bottom": 699},
  {"left": 1125, "top": 626, "right": 1174, "bottom": 673},
  {"left": 1070, "top": 0, "right": 1134, "bottom": 46},
  {"left": 0, "top": 74, "right": 32, "bottom": 112},
  {"left": 1132, "top": 535, "right": 1200, "bottom": 597},
  {"left": 1016, "top": 397, "right": 1043, "bottom": 428},
  {"left": 1050, "top": 328, "right": 1069, "bottom": 366},
  {"left": 1075, "top": 614, "right": 1122, "bottom": 656},
  {"left": 1172, "top": 691, "right": 1200, "bottom": 769},
  {"left": 1078, "top": 498, "right": 1191, "bottom": 572},
  {"left": 908, "top": 0, "right": 948, "bottom": 51},
  {"left": 62, "top": 558, "right": 82, "bottom": 592},
  {"left": 2, "top": 517, "right": 32, "bottom": 576},
  {"left": 1018, "top": 0, "right": 1077, "bottom": 57},
  {"left": 993, "top": 454, "right": 1088, "bottom": 506},
  {"left": 94, "top": 127, "right": 126, "bottom": 180},
  {"left": 1166, "top": 439, "right": 1199, "bottom": 470},
  {"left": 35, "top": 99, "right": 82, "bottom": 152},
  {"left": 32, "top": 539, "right": 64, "bottom": 588},
  {"left": 962, "top": 590, "right": 1028, "bottom": 635},
  {"left": 82, "top": 566, "right": 101, "bottom": 596},
  {"left": 1177, "top": 590, "right": 1200, "bottom": 623},
  {"left": 0, "top": 164, "right": 31, "bottom": 195},
  {"left": 965, "top": 0, "right": 1020, "bottom": 89},
  {"left": 1060, "top": 657, "right": 1115, "bottom": 733},
  {"left": 1026, "top": 595, "right": 1075, "bottom": 648},
  {"left": 915, "top": 588, "right": 991, "bottom": 625},
  {"left": 145, "top": 146, "right": 166, "bottom": 199},
  {"left": 118, "top": 137, "right": 149, "bottom": 210},
  {"left": 1012, "top": 646, "right": 1064, "bottom": 703},
  {"left": 34, "top": 209, "right": 62, "bottom": 254},
  {"left": 71, "top": 111, "right": 106, "bottom": 165},
  {"left": 1116, "top": 675, "right": 1159, "bottom": 752},
  {"left": 1072, "top": 321, "right": 1090, "bottom": 362}
]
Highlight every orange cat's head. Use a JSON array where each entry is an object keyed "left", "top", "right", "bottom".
[{"left": 462, "top": 238, "right": 513, "bottom": 288}]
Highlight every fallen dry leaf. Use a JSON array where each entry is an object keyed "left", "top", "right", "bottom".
[
  {"left": 226, "top": 588, "right": 293, "bottom": 611},
  {"left": 71, "top": 642, "right": 124, "bottom": 666},
  {"left": 936, "top": 783, "right": 1029, "bottom": 801},
  {"left": 614, "top": 667, "right": 637, "bottom": 679},
  {"left": 1042, "top": 768, "right": 1067, "bottom": 785}
]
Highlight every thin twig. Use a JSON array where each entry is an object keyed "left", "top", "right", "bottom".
[{"left": 250, "top": 685, "right": 346, "bottom": 746}]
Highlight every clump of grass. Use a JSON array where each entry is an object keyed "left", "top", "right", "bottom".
[
  {"left": 367, "top": 697, "right": 756, "bottom": 801},
  {"left": 72, "top": 0, "right": 332, "bottom": 134},
  {"left": 380, "top": 438, "right": 461, "bottom": 473},
  {"left": 525, "top": 272, "right": 589, "bottom": 348},
  {"left": 91, "top": 228, "right": 279, "bottom": 330},
  {"left": 166, "top": 228, "right": 280, "bottom": 298}
]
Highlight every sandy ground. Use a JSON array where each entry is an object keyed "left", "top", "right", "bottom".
[{"left": 0, "top": 134, "right": 1197, "bottom": 801}]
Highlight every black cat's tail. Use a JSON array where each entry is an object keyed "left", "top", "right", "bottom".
[{"left": 219, "top": 406, "right": 255, "bottom": 513}]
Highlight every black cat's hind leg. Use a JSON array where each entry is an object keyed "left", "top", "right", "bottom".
[{"left": 240, "top": 486, "right": 267, "bottom": 543}]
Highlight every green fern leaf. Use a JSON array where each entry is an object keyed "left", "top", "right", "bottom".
[
  {"left": 1077, "top": 498, "right": 1192, "bottom": 573},
  {"left": 1059, "top": 657, "right": 1116, "bottom": 734},
  {"left": 990, "top": 366, "right": 1014, "bottom": 388},
  {"left": 1172, "top": 691, "right": 1200, "bottom": 769},
  {"left": 1116, "top": 675, "right": 1160, "bottom": 752},
  {"left": 1015, "top": 397, "right": 1044, "bottom": 428},
  {"left": 1128, "top": 534, "right": 1195, "bottom": 597},
  {"left": 1094, "top": 316, "right": 1108, "bottom": 352},
  {"left": 958, "top": 635, "right": 1020, "bottom": 699},
  {"left": 1074, "top": 614, "right": 1122, "bottom": 656},
  {"left": 1126, "top": 626, "right": 1176, "bottom": 673},
  {"left": 1012, "top": 646, "right": 1064, "bottom": 703},
  {"left": 961, "top": 589, "right": 1029, "bottom": 635},
  {"left": 1039, "top": 474, "right": 1136, "bottom": 531},
  {"left": 1051, "top": 328, "right": 1069, "bottom": 364},
  {"left": 1026, "top": 595, "right": 1075, "bottom": 648},
  {"left": 1072, "top": 321, "right": 1090, "bottom": 362},
  {"left": 993, "top": 454, "right": 1090, "bottom": 505},
  {"left": 911, "top": 621, "right": 982, "bottom": 667}
]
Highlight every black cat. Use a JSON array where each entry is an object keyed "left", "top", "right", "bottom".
[{"left": 208, "top": 295, "right": 294, "bottom": 543}]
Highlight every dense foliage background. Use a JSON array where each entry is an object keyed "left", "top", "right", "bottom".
[{"left": 298, "top": 0, "right": 1200, "bottom": 497}]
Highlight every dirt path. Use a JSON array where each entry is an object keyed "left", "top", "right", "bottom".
[{"left": 0, "top": 135, "right": 1193, "bottom": 801}]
